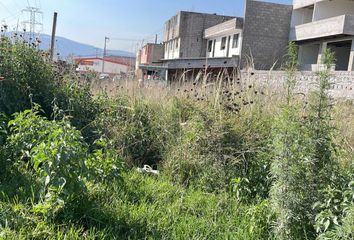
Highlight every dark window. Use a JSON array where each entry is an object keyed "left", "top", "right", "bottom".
[
  {"left": 232, "top": 34, "right": 239, "bottom": 48},
  {"left": 208, "top": 40, "right": 213, "bottom": 52},
  {"left": 176, "top": 39, "right": 179, "bottom": 49},
  {"left": 221, "top": 37, "right": 227, "bottom": 50}
]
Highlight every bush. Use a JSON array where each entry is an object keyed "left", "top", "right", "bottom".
[
  {"left": 0, "top": 39, "right": 101, "bottom": 142},
  {"left": 0, "top": 38, "right": 55, "bottom": 115},
  {"left": 271, "top": 44, "right": 339, "bottom": 239},
  {"left": 1, "top": 107, "right": 123, "bottom": 216}
]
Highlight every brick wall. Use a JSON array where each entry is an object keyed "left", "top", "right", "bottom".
[{"left": 241, "top": 0, "right": 293, "bottom": 70}]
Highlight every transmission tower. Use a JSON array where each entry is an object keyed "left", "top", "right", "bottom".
[{"left": 21, "top": 6, "right": 43, "bottom": 42}]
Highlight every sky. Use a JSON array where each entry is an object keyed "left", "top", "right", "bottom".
[{"left": 0, "top": 0, "right": 292, "bottom": 52}]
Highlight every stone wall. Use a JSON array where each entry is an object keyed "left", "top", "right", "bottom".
[
  {"left": 241, "top": 70, "right": 354, "bottom": 99},
  {"left": 241, "top": 0, "right": 293, "bottom": 70}
]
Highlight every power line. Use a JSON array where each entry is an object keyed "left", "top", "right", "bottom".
[
  {"left": 0, "top": 2, "right": 16, "bottom": 17},
  {"left": 12, "top": 0, "right": 23, "bottom": 10},
  {"left": 109, "top": 37, "right": 145, "bottom": 42}
]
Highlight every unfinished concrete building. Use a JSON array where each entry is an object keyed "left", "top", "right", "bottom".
[
  {"left": 290, "top": 0, "right": 354, "bottom": 71},
  {"left": 161, "top": 0, "right": 292, "bottom": 81},
  {"left": 135, "top": 43, "right": 165, "bottom": 80},
  {"left": 163, "top": 11, "right": 235, "bottom": 60}
]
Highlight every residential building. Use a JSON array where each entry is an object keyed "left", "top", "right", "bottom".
[
  {"left": 163, "top": 11, "right": 234, "bottom": 60},
  {"left": 75, "top": 57, "right": 130, "bottom": 77},
  {"left": 160, "top": 0, "right": 292, "bottom": 81},
  {"left": 135, "top": 43, "right": 165, "bottom": 80},
  {"left": 204, "top": 18, "right": 244, "bottom": 59},
  {"left": 290, "top": 0, "right": 354, "bottom": 71}
]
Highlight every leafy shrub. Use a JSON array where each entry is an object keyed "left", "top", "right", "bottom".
[
  {"left": 54, "top": 76, "right": 102, "bottom": 142},
  {"left": 0, "top": 38, "right": 55, "bottom": 115},
  {"left": 324, "top": 205, "right": 354, "bottom": 240},
  {"left": 2, "top": 107, "right": 122, "bottom": 215},
  {"left": 314, "top": 176, "right": 354, "bottom": 238},
  {"left": 271, "top": 44, "right": 339, "bottom": 239},
  {"left": 0, "top": 39, "right": 101, "bottom": 143}
]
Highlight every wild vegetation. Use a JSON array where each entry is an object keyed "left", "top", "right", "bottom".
[{"left": 0, "top": 38, "right": 353, "bottom": 239}]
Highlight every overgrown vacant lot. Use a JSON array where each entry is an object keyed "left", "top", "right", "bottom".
[{"left": 0, "top": 41, "right": 353, "bottom": 239}]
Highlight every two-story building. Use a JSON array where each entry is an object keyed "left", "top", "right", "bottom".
[
  {"left": 161, "top": 0, "right": 293, "bottom": 81},
  {"left": 290, "top": 0, "right": 354, "bottom": 71},
  {"left": 135, "top": 43, "right": 165, "bottom": 80}
]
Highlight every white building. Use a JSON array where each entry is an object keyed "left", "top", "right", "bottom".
[
  {"left": 75, "top": 57, "right": 129, "bottom": 75},
  {"left": 290, "top": 0, "right": 354, "bottom": 71},
  {"left": 204, "top": 18, "right": 243, "bottom": 58}
]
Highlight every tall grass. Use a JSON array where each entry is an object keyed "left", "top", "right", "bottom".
[{"left": 0, "top": 41, "right": 353, "bottom": 239}]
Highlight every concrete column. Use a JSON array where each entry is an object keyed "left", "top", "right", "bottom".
[
  {"left": 317, "top": 42, "right": 327, "bottom": 65},
  {"left": 348, "top": 39, "right": 354, "bottom": 71},
  {"left": 165, "top": 69, "right": 169, "bottom": 82},
  {"left": 298, "top": 45, "right": 304, "bottom": 68}
]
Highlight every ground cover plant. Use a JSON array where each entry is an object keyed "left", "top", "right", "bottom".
[{"left": 0, "top": 40, "right": 353, "bottom": 239}]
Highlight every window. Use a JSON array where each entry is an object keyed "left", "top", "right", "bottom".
[
  {"left": 232, "top": 34, "right": 239, "bottom": 48},
  {"left": 221, "top": 37, "right": 227, "bottom": 50},
  {"left": 207, "top": 40, "right": 213, "bottom": 52},
  {"left": 176, "top": 39, "right": 179, "bottom": 49}
]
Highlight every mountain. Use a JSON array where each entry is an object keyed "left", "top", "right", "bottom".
[{"left": 6, "top": 32, "right": 135, "bottom": 58}]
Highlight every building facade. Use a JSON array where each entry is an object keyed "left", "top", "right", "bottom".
[
  {"left": 290, "top": 0, "right": 354, "bottom": 71},
  {"left": 159, "top": 0, "right": 292, "bottom": 81},
  {"left": 75, "top": 57, "right": 129, "bottom": 76},
  {"left": 204, "top": 18, "right": 244, "bottom": 59},
  {"left": 241, "top": 0, "right": 293, "bottom": 70},
  {"left": 135, "top": 43, "right": 165, "bottom": 80},
  {"left": 163, "top": 11, "right": 235, "bottom": 60}
]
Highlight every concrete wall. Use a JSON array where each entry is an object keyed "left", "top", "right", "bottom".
[
  {"left": 141, "top": 44, "right": 164, "bottom": 65},
  {"left": 164, "top": 38, "right": 180, "bottom": 59},
  {"left": 293, "top": 0, "right": 316, "bottom": 10},
  {"left": 313, "top": 0, "right": 354, "bottom": 21},
  {"left": 163, "top": 11, "right": 234, "bottom": 60},
  {"left": 204, "top": 18, "right": 243, "bottom": 38},
  {"left": 164, "top": 14, "right": 181, "bottom": 42},
  {"left": 77, "top": 59, "right": 129, "bottom": 75},
  {"left": 241, "top": 0, "right": 293, "bottom": 70},
  {"left": 298, "top": 44, "right": 320, "bottom": 69},
  {"left": 291, "top": 6, "right": 314, "bottom": 27},
  {"left": 241, "top": 70, "right": 354, "bottom": 99},
  {"left": 179, "top": 12, "right": 234, "bottom": 59}
]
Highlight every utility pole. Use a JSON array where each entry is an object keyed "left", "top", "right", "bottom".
[
  {"left": 102, "top": 36, "right": 109, "bottom": 73},
  {"left": 22, "top": 6, "right": 43, "bottom": 42},
  {"left": 155, "top": 34, "right": 158, "bottom": 44},
  {"left": 50, "top": 12, "right": 58, "bottom": 61}
]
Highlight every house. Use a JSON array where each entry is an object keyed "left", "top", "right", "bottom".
[
  {"left": 160, "top": 0, "right": 292, "bottom": 81},
  {"left": 204, "top": 18, "right": 243, "bottom": 59},
  {"left": 290, "top": 0, "right": 354, "bottom": 71},
  {"left": 75, "top": 57, "right": 130, "bottom": 78},
  {"left": 135, "top": 43, "right": 165, "bottom": 80},
  {"left": 163, "top": 11, "right": 235, "bottom": 60}
]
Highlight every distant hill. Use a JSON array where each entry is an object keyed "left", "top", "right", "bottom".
[{"left": 6, "top": 32, "right": 135, "bottom": 58}]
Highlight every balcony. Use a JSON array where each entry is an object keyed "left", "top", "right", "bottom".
[{"left": 290, "top": 15, "right": 354, "bottom": 42}]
